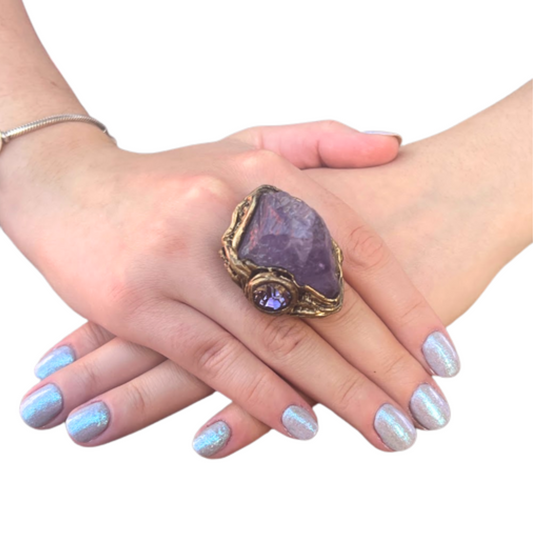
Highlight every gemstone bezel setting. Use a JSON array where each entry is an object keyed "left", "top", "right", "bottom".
[{"left": 220, "top": 185, "right": 344, "bottom": 317}]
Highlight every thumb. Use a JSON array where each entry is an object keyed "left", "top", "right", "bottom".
[{"left": 227, "top": 120, "right": 401, "bottom": 169}]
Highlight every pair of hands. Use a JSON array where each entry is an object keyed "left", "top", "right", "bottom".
[{"left": 11, "top": 120, "right": 461, "bottom": 457}]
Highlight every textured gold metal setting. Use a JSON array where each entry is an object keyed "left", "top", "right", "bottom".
[{"left": 220, "top": 184, "right": 344, "bottom": 317}]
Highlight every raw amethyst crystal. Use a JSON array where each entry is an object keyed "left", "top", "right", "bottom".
[{"left": 238, "top": 190, "right": 341, "bottom": 298}]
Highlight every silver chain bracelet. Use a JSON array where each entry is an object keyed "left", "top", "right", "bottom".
[{"left": 0, "top": 114, "right": 115, "bottom": 152}]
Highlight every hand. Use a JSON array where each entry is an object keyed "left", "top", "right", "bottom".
[
  {"left": 9, "top": 120, "right": 454, "bottom": 453},
  {"left": 21, "top": 81, "right": 532, "bottom": 458},
  {"left": 23, "top": 132, "right": 467, "bottom": 455}
]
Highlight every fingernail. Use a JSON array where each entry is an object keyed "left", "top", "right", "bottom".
[
  {"left": 192, "top": 421, "right": 231, "bottom": 458},
  {"left": 410, "top": 384, "right": 451, "bottom": 430},
  {"left": 362, "top": 130, "right": 403, "bottom": 145},
  {"left": 20, "top": 384, "right": 63, "bottom": 428},
  {"left": 422, "top": 331, "right": 460, "bottom": 377},
  {"left": 34, "top": 345, "right": 75, "bottom": 379},
  {"left": 66, "top": 401, "right": 110, "bottom": 443},
  {"left": 281, "top": 405, "right": 318, "bottom": 440},
  {"left": 374, "top": 404, "right": 416, "bottom": 451}
]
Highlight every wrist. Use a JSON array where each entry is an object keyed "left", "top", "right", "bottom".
[
  {"left": 0, "top": 116, "right": 116, "bottom": 183},
  {"left": 422, "top": 82, "right": 532, "bottom": 260},
  {"left": 397, "top": 87, "right": 532, "bottom": 322},
  {"left": 0, "top": 121, "right": 118, "bottom": 264},
  {"left": 0, "top": 0, "right": 122, "bottom": 272}
]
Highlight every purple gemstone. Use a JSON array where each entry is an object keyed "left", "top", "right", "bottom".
[
  {"left": 253, "top": 283, "right": 292, "bottom": 312},
  {"left": 239, "top": 190, "right": 341, "bottom": 298}
]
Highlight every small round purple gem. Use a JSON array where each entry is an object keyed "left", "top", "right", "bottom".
[{"left": 253, "top": 283, "right": 292, "bottom": 312}]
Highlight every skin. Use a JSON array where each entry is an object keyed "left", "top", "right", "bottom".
[
  {"left": 6, "top": 124, "right": 450, "bottom": 451},
  {"left": 2, "top": 1, "right": 531, "bottom": 456},
  {"left": 2, "top": 0, "right": 454, "bottom": 452},
  {"left": 19, "top": 83, "right": 533, "bottom": 457}
]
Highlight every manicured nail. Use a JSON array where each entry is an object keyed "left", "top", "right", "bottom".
[
  {"left": 362, "top": 130, "right": 403, "bottom": 145},
  {"left": 66, "top": 401, "right": 110, "bottom": 443},
  {"left": 192, "top": 421, "right": 231, "bottom": 458},
  {"left": 422, "top": 331, "right": 460, "bottom": 377},
  {"left": 34, "top": 345, "right": 75, "bottom": 379},
  {"left": 374, "top": 404, "right": 416, "bottom": 451},
  {"left": 410, "top": 384, "right": 451, "bottom": 430},
  {"left": 281, "top": 405, "right": 318, "bottom": 440},
  {"left": 20, "top": 383, "right": 63, "bottom": 428}
]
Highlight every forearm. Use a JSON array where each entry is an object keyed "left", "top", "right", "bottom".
[
  {"left": 0, "top": 0, "right": 84, "bottom": 124},
  {"left": 0, "top": 0, "right": 113, "bottom": 258}
]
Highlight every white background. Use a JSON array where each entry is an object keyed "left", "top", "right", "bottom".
[{"left": 1, "top": 1, "right": 532, "bottom": 532}]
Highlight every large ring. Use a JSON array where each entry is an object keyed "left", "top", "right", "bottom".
[{"left": 220, "top": 185, "right": 344, "bottom": 317}]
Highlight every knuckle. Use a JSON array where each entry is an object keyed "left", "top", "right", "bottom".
[
  {"left": 335, "top": 374, "right": 364, "bottom": 412},
  {"left": 124, "top": 380, "right": 149, "bottom": 417},
  {"left": 103, "top": 271, "right": 163, "bottom": 326},
  {"left": 126, "top": 341, "right": 162, "bottom": 366},
  {"left": 150, "top": 175, "right": 234, "bottom": 234},
  {"left": 244, "top": 373, "right": 275, "bottom": 409},
  {"left": 74, "top": 359, "right": 101, "bottom": 393},
  {"left": 261, "top": 318, "right": 309, "bottom": 363},
  {"left": 195, "top": 337, "right": 236, "bottom": 378},
  {"left": 153, "top": 174, "right": 235, "bottom": 256},
  {"left": 81, "top": 322, "right": 113, "bottom": 349},
  {"left": 105, "top": 283, "right": 151, "bottom": 326},
  {"left": 378, "top": 351, "right": 409, "bottom": 381},
  {"left": 231, "top": 126, "right": 261, "bottom": 143},
  {"left": 344, "top": 224, "right": 389, "bottom": 272},
  {"left": 319, "top": 119, "right": 344, "bottom": 131},
  {"left": 396, "top": 297, "right": 428, "bottom": 327},
  {"left": 105, "top": 275, "right": 141, "bottom": 314},
  {"left": 322, "top": 289, "right": 363, "bottom": 330},
  {"left": 180, "top": 174, "right": 234, "bottom": 209},
  {"left": 234, "top": 148, "right": 283, "bottom": 172},
  {"left": 163, "top": 361, "right": 199, "bottom": 390}
]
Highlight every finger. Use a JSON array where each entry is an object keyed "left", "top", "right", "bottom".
[
  {"left": 192, "top": 387, "right": 318, "bottom": 458},
  {"left": 306, "top": 285, "right": 451, "bottom": 430},
  {"left": 227, "top": 120, "right": 401, "bottom": 169},
  {"left": 194, "top": 368, "right": 449, "bottom": 460},
  {"left": 155, "top": 177, "right": 419, "bottom": 451},
  {"left": 19, "top": 337, "right": 165, "bottom": 429},
  {"left": 192, "top": 400, "right": 271, "bottom": 458},
  {"left": 193, "top": 287, "right": 451, "bottom": 460},
  {"left": 174, "top": 278, "right": 416, "bottom": 452},
  {"left": 313, "top": 189, "right": 460, "bottom": 377},
  {"left": 232, "top": 166, "right": 460, "bottom": 378},
  {"left": 120, "top": 299, "right": 320, "bottom": 442},
  {"left": 65, "top": 359, "right": 213, "bottom": 446},
  {"left": 34, "top": 322, "right": 115, "bottom": 379}
]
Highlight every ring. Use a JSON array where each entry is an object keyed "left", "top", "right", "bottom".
[{"left": 220, "top": 185, "right": 344, "bottom": 317}]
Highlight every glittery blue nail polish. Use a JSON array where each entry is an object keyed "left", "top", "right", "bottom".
[
  {"left": 192, "top": 421, "right": 231, "bottom": 457},
  {"left": 66, "top": 401, "right": 110, "bottom": 443},
  {"left": 422, "top": 332, "right": 460, "bottom": 377},
  {"left": 20, "top": 384, "right": 63, "bottom": 428},
  {"left": 410, "top": 384, "right": 451, "bottom": 430},
  {"left": 281, "top": 405, "right": 318, "bottom": 440},
  {"left": 34, "top": 345, "right": 75, "bottom": 379},
  {"left": 374, "top": 404, "right": 417, "bottom": 451}
]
